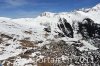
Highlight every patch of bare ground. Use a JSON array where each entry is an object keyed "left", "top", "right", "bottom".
[
  {"left": 2, "top": 57, "right": 15, "bottom": 66},
  {"left": 36, "top": 40, "right": 84, "bottom": 66},
  {"left": 18, "top": 53, "right": 30, "bottom": 59},
  {"left": 18, "top": 49, "right": 35, "bottom": 59},
  {"left": 0, "top": 34, "right": 13, "bottom": 39},
  {"left": 0, "top": 38, "right": 3, "bottom": 43},
  {"left": 2, "top": 49, "right": 36, "bottom": 66},
  {"left": 19, "top": 40, "right": 38, "bottom": 48},
  {"left": 37, "top": 57, "right": 53, "bottom": 66},
  {"left": 24, "top": 30, "right": 32, "bottom": 34}
]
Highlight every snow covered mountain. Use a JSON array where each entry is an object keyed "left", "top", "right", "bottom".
[{"left": 0, "top": 3, "right": 100, "bottom": 66}]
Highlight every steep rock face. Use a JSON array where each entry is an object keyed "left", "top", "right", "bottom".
[
  {"left": 57, "top": 18, "right": 73, "bottom": 38},
  {"left": 78, "top": 18, "right": 95, "bottom": 38},
  {"left": 78, "top": 18, "right": 100, "bottom": 39},
  {"left": 56, "top": 17, "right": 100, "bottom": 39}
]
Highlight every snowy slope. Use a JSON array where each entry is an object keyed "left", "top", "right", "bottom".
[{"left": 0, "top": 3, "right": 100, "bottom": 66}]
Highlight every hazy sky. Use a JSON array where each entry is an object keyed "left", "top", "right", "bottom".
[{"left": 0, "top": 0, "right": 100, "bottom": 18}]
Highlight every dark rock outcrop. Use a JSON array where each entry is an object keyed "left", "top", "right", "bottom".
[
  {"left": 57, "top": 18, "right": 73, "bottom": 38},
  {"left": 78, "top": 18, "right": 100, "bottom": 39}
]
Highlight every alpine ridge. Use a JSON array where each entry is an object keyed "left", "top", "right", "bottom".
[{"left": 0, "top": 3, "right": 100, "bottom": 66}]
